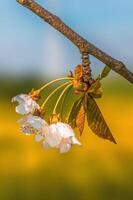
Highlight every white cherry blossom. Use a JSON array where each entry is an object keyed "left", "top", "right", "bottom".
[
  {"left": 12, "top": 94, "right": 40, "bottom": 115},
  {"left": 43, "top": 122, "right": 81, "bottom": 153},
  {"left": 18, "top": 114, "right": 49, "bottom": 139}
]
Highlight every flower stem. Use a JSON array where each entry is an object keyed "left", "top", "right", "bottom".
[
  {"left": 53, "top": 83, "right": 72, "bottom": 114},
  {"left": 38, "top": 77, "right": 73, "bottom": 93},
  {"left": 41, "top": 81, "right": 71, "bottom": 110}
]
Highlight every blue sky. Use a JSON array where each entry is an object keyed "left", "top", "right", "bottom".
[{"left": 0, "top": 0, "right": 133, "bottom": 77}]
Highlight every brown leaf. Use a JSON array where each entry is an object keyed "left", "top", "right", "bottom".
[
  {"left": 91, "top": 88, "right": 103, "bottom": 99},
  {"left": 86, "top": 95, "right": 116, "bottom": 144},
  {"left": 76, "top": 105, "right": 85, "bottom": 135},
  {"left": 68, "top": 97, "right": 83, "bottom": 128},
  {"left": 74, "top": 65, "right": 84, "bottom": 81}
]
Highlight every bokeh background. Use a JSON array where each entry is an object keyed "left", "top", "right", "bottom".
[{"left": 0, "top": 0, "right": 133, "bottom": 199}]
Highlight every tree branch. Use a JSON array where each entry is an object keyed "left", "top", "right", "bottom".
[{"left": 17, "top": 0, "right": 133, "bottom": 83}]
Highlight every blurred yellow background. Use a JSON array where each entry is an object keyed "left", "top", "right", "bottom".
[
  {"left": 0, "top": 75, "right": 133, "bottom": 200},
  {"left": 1, "top": 0, "right": 133, "bottom": 199}
]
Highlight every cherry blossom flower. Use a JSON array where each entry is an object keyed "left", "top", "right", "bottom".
[
  {"left": 43, "top": 122, "right": 81, "bottom": 153},
  {"left": 18, "top": 114, "right": 49, "bottom": 139},
  {"left": 12, "top": 94, "right": 40, "bottom": 115}
]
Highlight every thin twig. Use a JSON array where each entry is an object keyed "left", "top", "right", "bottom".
[{"left": 17, "top": 0, "right": 133, "bottom": 83}]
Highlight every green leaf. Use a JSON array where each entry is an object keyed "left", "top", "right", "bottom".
[
  {"left": 100, "top": 65, "right": 111, "bottom": 79},
  {"left": 89, "top": 78, "right": 101, "bottom": 92},
  {"left": 86, "top": 95, "right": 116, "bottom": 144},
  {"left": 60, "top": 85, "right": 72, "bottom": 121},
  {"left": 68, "top": 97, "right": 83, "bottom": 128},
  {"left": 87, "top": 79, "right": 103, "bottom": 99}
]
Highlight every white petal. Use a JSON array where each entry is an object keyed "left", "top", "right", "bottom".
[
  {"left": 18, "top": 114, "right": 33, "bottom": 125},
  {"left": 16, "top": 104, "right": 30, "bottom": 115},
  {"left": 18, "top": 115, "right": 49, "bottom": 138},
  {"left": 59, "top": 142, "right": 71, "bottom": 153},
  {"left": 12, "top": 94, "right": 40, "bottom": 115},
  {"left": 35, "top": 134, "right": 44, "bottom": 142},
  {"left": 45, "top": 124, "right": 62, "bottom": 147},
  {"left": 26, "top": 98, "right": 40, "bottom": 113},
  {"left": 31, "top": 100, "right": 40, "bottom": 110},
  {"left": 45, "top": 133, "right": 61, "bottom": 147},
  {"left": 25, "top": 115, "right": 46, "bottom": 130},
  {"left": 18, "top": 114, "right": 32, "bottom": 124},
  {"left": 20, "top": 126, "right": 33, "bottom": 135},
  {"left": 12, "top": 94, "right": 28, "bottom": 104},
  {"left": 71, "top": 136, "right": 81, "bottom": 146},
  {"left": 56, "top": 122, "right": 74, "bottom": 138}
]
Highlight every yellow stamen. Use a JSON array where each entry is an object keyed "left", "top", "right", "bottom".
[{"left": 37, "top": 77, "right": 73, "bottom": 93}]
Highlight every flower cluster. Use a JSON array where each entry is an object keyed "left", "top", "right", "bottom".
[
  {"left": 12, "top": 93, "right": 81, "bottom": 153},
  {"left": 12, "top": 65, "right": 116, "bottom": 153}
]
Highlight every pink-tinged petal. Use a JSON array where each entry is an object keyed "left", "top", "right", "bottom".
[
  {"left": 18, "top": 115, "right": 32, "bottom": 125},
  {"left": 47, "top": 124, "right": 62, "bottom": 147},
  {"left": 59, "top": 142, "right": 71, "bottom": 153},
  {"left": 18, "top": 115, "right": 49, "bottom": 138},
  {"left": 26, "top": 99, "right": 40, "bottom": 113},
  {"left": 18, "top": 114, "right": 32, "bottom": 124},
  {"left": 20, "top": 126, "right": 34, "bottom": 135},
  {"left": 35, "top": 134, "right": 44, "bottom": 142},
  {"left": 45, "top": 133, "right": 61, "bottom": 147},
  {"left": 41, "top": 126, "right": 50, "bottom": 137}
]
